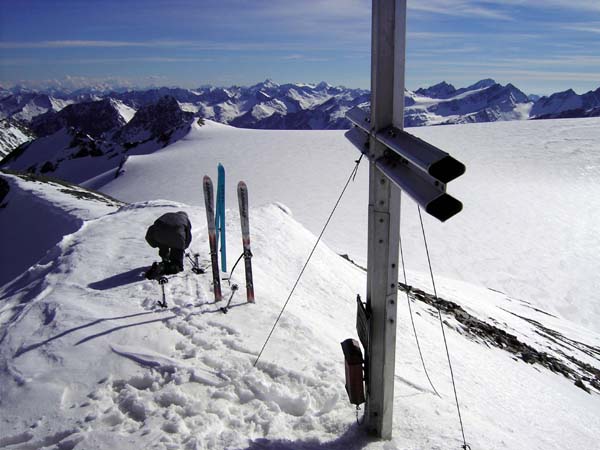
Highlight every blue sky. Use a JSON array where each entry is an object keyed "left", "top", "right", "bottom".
[{"left": 0, "top": 0, "right": 599, "bottom": 95}]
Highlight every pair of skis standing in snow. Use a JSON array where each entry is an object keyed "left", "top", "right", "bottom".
[
  {"left": 146, "top": 178, "right": 254, "bottom": 309},
  {"left": 203, "top": 176, "right": 255, "bottom": 306}
]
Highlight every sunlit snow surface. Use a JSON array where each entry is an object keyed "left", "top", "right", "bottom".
[
  {"left": 1, "top": 118, "right": 599, "bottom": 450},
  {"left": 100, "top": 118, "right": 600, "bottom": 333}
]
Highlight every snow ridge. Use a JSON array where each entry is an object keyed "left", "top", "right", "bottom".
[{"left": 0, "top": 177, "right": 598, "bottom": 449}]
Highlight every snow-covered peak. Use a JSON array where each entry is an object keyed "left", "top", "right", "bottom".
[
  {"left": 0, "top": 92, "right": 72, "bottom": 122},
  {"left": 415, "top": 81, "right": 457, "bottom": 99},
  {"left": 315, "top": 81, "right": 332, "bottom": 91},
  {"left": 261, "top": 78, "right": 279, "bottom": 89},
  {"left": 110, "top": 98, "right": 136, "bottom": 123},
  {"left": 406, "top": 80, "right": 532, "bottom": 126},
  {"left": 466, "top": 78, "right": 497, "bottom": 90},
  {"left": 30, "top": 98, "right": 128, "bottom": 139},
  {"left": 250, "top": 79, "right": 280, "bottom": 93},
  {"left": 116, "top": 95, "right": 195, "bottom": 144},
  {"left": 2, "top": 96, "right": 198, "bottom": 185},
  {"left": 531, "top": 89, "right": 584, "bottom": 118}
]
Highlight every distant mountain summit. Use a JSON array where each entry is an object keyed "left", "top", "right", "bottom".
[
  {"left": 414, "top": 79, "right": 497, "bottom": 100},
  {"left": 115, "top": 96, "right": 194, "bottom": 144},
  {"left": 530, "top": 87, "right": 600, "bottom": 119},
  {"left": 30, "top": 98, "right": 132, "bottom": 139},
  {"left": 112, "top": 87, "right": 202, "bottom": 109},
  {"left": 406, "top": 80, "right": 532, "bottom": 126},
  {"left": 1, "top": 95, "right": 196, "bottom": 184},
  {"left": 415, "top": 81, "right": 457, "bottom": 99},
  {"left": 0, "top": 92, "right": 72, "bottom": 122}
]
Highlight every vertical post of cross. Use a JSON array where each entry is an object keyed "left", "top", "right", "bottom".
[{"left": 365, "top": 0, "right": 406, "bottom": 439}]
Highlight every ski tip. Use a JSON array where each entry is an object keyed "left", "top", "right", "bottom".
[
  {"left": 203, "top": 175, "right": 212, "bottom": 184},
  {"left": 237, "top": 181, "right": 247, "bottom": 189}
]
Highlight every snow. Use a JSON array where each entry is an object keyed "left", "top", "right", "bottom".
[
  {"left": 531, "top": 90, "right": 583, "bottom": 118},
  {"left": 49, "top": 97, "right": 73, "bottom": 113},
  {"left": 286, "top": 88, "right": 331, "bottom": 110},
  {"left": 99, "top": 118, "right": 600, "bottom": 334},
  {"left": 509, "top": 101, "right": 532, "bottom": 120},
  {"left": 178, "top": 102, "right": 201, "bottom": 114},
  {"left": 0, "top": 173, "right": 121, "bottom": 285},
  {"left": 405, "top": 85, "right": 533, "bottom": 126},
  {"left": 250, "top": 99, "right": 288, "bottom": 120},
  {"left": 1, "top": 117, "right": 599, "bottom": 449},
  {"left": 5, "top": 96, "right": 73, "bottom": 122},
  {"left": 0, "top": 120, "right": 33, "bottom": 158},
  {"left": 111, "top": 100, "right": 136, "bottom": 123}
]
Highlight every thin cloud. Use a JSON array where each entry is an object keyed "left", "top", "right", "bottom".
[
  {"left": 282, "top": 54, "right": 331, "bottom": 62},
  {"left": 409, "top": 1, "right": 514, "bottom": 20},
  {"left": 417, "top": 55, "right": 600, "bottom": 68},
  {"left": 410, "top": 0, "right": 600, "bottom": 18},
  {"left": 0, "top": 40, "right": 153, "bottom": 49},
  {"left": 408, "top": 31, "right": 542, "bottom": 41},
  {"left": 562, "top": 23, "right": 600, "bottom": 34},
  {"left": 1, "top": 56, "right": 217, "bottom": 65},
  {"left": 490, "top": 69, "right": 600, "bottom": 82},
  {"left": 0, "top": 39, "right": 364, "bottom": 53}
]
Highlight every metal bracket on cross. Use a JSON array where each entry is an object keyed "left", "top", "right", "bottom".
[{"left": 344, "top": 106, "right": 466, "bottom": 222}]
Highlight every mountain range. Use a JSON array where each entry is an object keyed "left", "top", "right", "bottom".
[
  {"left": 1, "top": 78, "right": 599, "bottom": 170},
  {"left": 1, "top": 96, "right": 197, "bottom": 184}
]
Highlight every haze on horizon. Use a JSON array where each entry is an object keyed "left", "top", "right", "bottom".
[{"left": 1, "top": 0, "right": 599, "bottom": 95}]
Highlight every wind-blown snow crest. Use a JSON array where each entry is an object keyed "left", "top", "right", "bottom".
[
  {"left": 1, "top": 115, "right": 599, "bottom": 449},
  {"left": 98, "top": 117, "right": 600, "bottom": 334},
  {"left": 0, "top": 178, "right": 598, "bottom": 449}
]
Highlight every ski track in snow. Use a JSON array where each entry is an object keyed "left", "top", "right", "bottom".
[
  {"left": 1, "top": 119, "right": 600, "bottom": 449},
  {"left": 98, "top": 118, "right": 600, "bottom": 334},
  {"left": 0, "top": 195, "right": 598, "bottom": 449},
  {"left": 0, "top": 201, "right": 369, "bottom": 450}
]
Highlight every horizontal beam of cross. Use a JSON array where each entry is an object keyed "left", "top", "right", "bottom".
[{"left": 345, "top": 106, "right": 465, "bottom": 222}]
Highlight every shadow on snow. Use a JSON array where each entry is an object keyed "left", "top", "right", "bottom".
[
  {"left": 14, "top": 311, "right": 158, "bottom": 357},
  {"left": 243, "top": 423, "right": 374, "bottom": 450},
  {"left": 87, "top": 266, "right": 148, "bottom": 290}
]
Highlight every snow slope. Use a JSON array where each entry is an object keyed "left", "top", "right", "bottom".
[
  {"left": 0, "top": 174, "right": 598, "bottom": 449},
  {"left": 405, "top": 82, "right": 532, "bottom": 126},
  {"left": 0, "top": 171, "right": 122, "bottom": 285},
  {"left": 0, "top": 119, "right": 34, "bottom": 158},
  {"left": 0, "top": 93, "right": 72, "bottom": 121},
  {"left": 98, "top": 118, "right": 600, "bottom": 334}
]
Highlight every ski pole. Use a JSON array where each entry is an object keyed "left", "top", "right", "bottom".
[
  {"left": 223, "top": 252, "right": 244, "bottom": 285},
  {"left": 158, "top": 276, "right": 168, "bottom": 308},
  {"left": 220, "top": 284, "right": 239, "bottom": 314},
  {"left": 185, "top": 252, "right": 205, "bottom": 274}
]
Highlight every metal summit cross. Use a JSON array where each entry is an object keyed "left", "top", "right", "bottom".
[{"left": 345, "top": 0, "right": 466, "bottom": 439}]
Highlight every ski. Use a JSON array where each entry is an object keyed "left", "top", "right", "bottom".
[
  {"left": 203, "top": 176, "right": 223, "bottom": 302},
  {"left": 215, "top": 163, "right": 227, "bottom": 272},
  {"left": 237, "top": 181, "right": 255, "bottom": 303}
]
